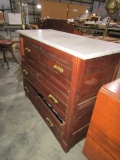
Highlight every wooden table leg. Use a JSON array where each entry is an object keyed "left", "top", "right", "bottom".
[
  {"left": 3, "top": 49, "right": 9, "bottom": 69},
  {"left": 9, "top": 45, "right": 18, "bottom": 64}
]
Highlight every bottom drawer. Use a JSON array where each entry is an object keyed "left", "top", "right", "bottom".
[{"left": 23, "top": 78, "right": 65, "bottom": 141}]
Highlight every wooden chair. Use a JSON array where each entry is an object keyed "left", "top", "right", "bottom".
[{"left": 0, "top": 40, "right": 18, "bottom": 69}]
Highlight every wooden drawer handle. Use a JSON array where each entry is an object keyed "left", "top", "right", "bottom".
[
  {"left": 25, "top": 47, "right": 31, "bottom": 53},
  {"left": 46, "top": 117, "right": 54, "bottom": 127},
  {"left": 53, "top": 65, "right": 63, "bottom": 73},
  {"left": 23, "top": 69, "right": 28, "bottom": 75},
  {"left": 48, "top": 94, "right": 58, "bottom": 104},
  {"left": 24, "top": 86, "right": 29, "bottom": 92}
]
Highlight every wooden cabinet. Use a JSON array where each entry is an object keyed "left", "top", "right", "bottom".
[
  {"left": 83, "top": 79, "right": 120, "bottom": 160},
  {"left": 19, "top": 31, "right": 120, "bottom": 152}
]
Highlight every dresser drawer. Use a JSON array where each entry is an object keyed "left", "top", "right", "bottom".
[
  {"left": 24, "top": 55, "right": 71, "bottom": 94},
  {"left": 23, "top": 36, "right": 73, "bottom": 67},
  {"left": 24, "top": 43, "right": 40, "bottom": 60},
  {"left": 23, "top": 78, "right": 65, "bottom": 141},
  {"left": 22, "top": 60, "right": 67, "bottom": 120},
  {"left": 24, "top": 43, "right": 72, "bottom": 81}
]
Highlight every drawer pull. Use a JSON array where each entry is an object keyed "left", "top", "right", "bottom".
[
  {"left": 27, "top": 48, "right": 31, "bottom": 52},
  {"left": 53, "top": 65, "right": 63, "bottom": 73},
  {"left": 24, "top": 87, "right": 29, "bottom": 92},
  {"left": 25, "top": 47, "right": 31, "bottom": 53},
  {"left": 46, "top": 117, "right": 54, "bottom": 127},
  {"left": 23, "top": 69, "right": 28, "bottom": 75},
  {"left": 48, "top": 94, "right": 58, "bottom": 104}
]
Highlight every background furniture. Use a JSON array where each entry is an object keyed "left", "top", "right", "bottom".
[
  {"left": 18, "top": 30, "right": 120, "bottom": 152},
  {"left": 0, "top": 39, "right": 18, "bottom": 69},
  {"left": 2, "top": 23, "right": 22, "bottom": 39},
  {"left": 74, "top": 24, "right": 120, "bottom": 37},
  {"left": 83, "top": 79, "right": 120, "bottom": 160},
  {"left": 42, "top": 18, "right": 83, "bottom": 35},
  {"left": 42, "top": 19, "right": 74, "bottom": 33}
]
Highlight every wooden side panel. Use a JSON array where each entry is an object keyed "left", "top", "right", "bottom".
[
  {"left": 84, "top": 54, "right": 120, "bottom": 75},
  {"left": 70, "top": 125, "right": 89, "bottom": 149},
  {"left": 73, "top": 97, "right": 96, "bottom": 132},
  {"left": 79, "top": 66, "right": 116, "bottom": 102},
  {"left": 83, "top": 129, "right": 115, "bottom": 160},
  {"left": 83, "top": 79, "right": 120, "bottom": 160},
  {"left": 91, "top": 91, "right": 120, "bottom": 146},
  {"left": 83, "top": 124, "right": 120, "bottom": 160},
  {"left": 78, "top": 54, "right": 120, "bottom": 103}
]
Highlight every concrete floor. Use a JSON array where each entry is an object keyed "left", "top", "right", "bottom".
[{"left": 0, "top": 31, "right": 120, "bottom": 160}]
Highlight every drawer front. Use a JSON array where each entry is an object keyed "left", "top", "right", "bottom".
[
  {"left": 22, "top": 60, "right": 67, "bottom": 120},
  {"left": 24, "top": 43, "right": 39, "bottom": 60},
  {"left": 23, "top": 78, "right": 65, "bottom": 141},
  {"left": 23, "top": 36, "right": 73, "bottom": 67},
  {"left": 24, "top": 54, "right": 71, "bottom": 94},
  {"left": 24, "top": 43, "right": 72, "bottom": 81}
]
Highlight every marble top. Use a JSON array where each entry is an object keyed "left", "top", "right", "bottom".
[{"left": 17, "top": 29, "right": 120, "bottom": 60}]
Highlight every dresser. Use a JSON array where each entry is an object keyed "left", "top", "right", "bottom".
[
  {"left": 83, "top": 79, "right": 120, "bottom": 160},
  {"left": 18, "top": 29, "right": 120, "bottom": 152}
]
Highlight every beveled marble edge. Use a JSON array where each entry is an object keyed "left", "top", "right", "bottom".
[{"left": 17, "top": 29, "right": 120, "bottom": 60}]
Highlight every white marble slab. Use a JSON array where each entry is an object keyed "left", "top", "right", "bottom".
[{"left": 17, "top": 29, "right": 120, "bottom": 60}]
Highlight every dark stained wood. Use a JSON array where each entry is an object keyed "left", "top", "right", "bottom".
[
  {"left": 79, "top": 66, "right": 116, "bottom": 102},
  {"left": 22, "top": 35, "right": 73, "bottom": 67},
  {"left": 73, "top": 98, "right": 96, "bottom": 132},
  {"left": 24, "top": 78, "right": 65, "bottom": 141},
  {"left": 42, "top": 19, "right": 74, "bottom": 33},
  {"left": 19, "top": 36, "right": 24, "bottom": 57},
  {"left": 20, "top": 34, "right": 120, "bottom": 152},
  {"left": 24, "top": 55, "right": 71, "bottom": 94},
  {"left": 61, "top": 57, "right": 86, "bottom": 151},
  {"left": 22, "top": 61, "right": 67, "bottom": 121}
]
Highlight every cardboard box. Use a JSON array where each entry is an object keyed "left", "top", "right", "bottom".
[
  {"left": 4, "top": 12, "right": 21, "bottom": 24},
  {"left": 98, "top": 24, "right": 106, "bottom": 29}
]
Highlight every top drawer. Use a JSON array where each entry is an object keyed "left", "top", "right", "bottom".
[
  {"left": 24, "top": 42, "right": 72, "bottom": 81},
  {"left": 22, "top": 35, "right": 73, "bottom": 67}
]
